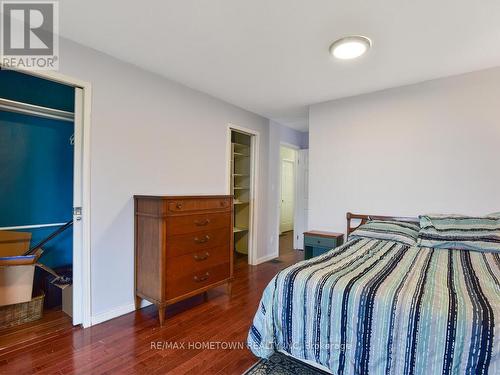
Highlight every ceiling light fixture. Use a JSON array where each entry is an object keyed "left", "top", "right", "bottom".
[{"left": 329, "top": 36, "right": 372, "bottom": 60}]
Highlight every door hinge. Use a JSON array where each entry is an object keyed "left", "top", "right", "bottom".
[{"left": 73, "top": 207, "right": 82, "bottom": 221}]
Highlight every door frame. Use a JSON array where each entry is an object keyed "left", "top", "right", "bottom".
[
  {"left": 0, "top": 65, "right": 93, "bottom": 328},
  {"left": 226, "top": 124, "right": 260, "bottom": 266},
  {"left": 294, "top": 149, "right": 309, "bottom": 250}
]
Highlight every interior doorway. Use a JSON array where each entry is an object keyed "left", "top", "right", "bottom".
[
  {"left": 0, "top": 67, "right": 90, "bottom": 351},
  {"left": 279, "top": 146, "right": 297, "bottom": 256}
]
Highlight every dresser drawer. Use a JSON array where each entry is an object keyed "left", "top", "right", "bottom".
[
  {"left": 166, "top": 197, "right": 231, "bottom": 215},
  {"left": 166, "top": 246, "right": 229, "bottom": 280},
  {"left": 304, "top": 235, "right": 337, "bottom": 248},
  {"left": 166, "top": 263, "right": 230, "bottom": 300},
  {"left": 167, "top": 228, "right": 229, "bottom": 257},
  {"left": 166, "top": 212, "right": 231, "bottom": 236}
]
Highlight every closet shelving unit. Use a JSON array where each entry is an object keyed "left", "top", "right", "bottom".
[{"left": 230, "top": 132, "right": 252, "bottom": 255}]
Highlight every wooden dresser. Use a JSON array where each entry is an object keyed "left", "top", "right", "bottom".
[{"left": 134, "top": 195, "right": 233, "bottom": 326}]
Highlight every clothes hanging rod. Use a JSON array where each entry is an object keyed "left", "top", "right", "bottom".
[
  {"left": 0, "top": 97, "right": 74, "bottom": 123},
  {"left": 0, "top": 222, "right": 69, "bottom": 231}
]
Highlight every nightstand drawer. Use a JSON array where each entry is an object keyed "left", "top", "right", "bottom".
[
  {"left": 304, "top": 236, "right": 337, "bottom": 249},
  {"left": 311, "top": 247, "right": 332, "bottom": 258}
]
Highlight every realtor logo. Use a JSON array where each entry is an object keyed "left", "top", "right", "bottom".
[{"left": 1, "top": 1, "right": 59, "bottom": 70}]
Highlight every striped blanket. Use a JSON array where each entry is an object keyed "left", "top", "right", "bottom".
[{"left": 248, "top": 238, "right": 500, "bottom": 374}]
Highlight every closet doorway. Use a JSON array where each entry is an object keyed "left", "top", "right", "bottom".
[
  {"left": 0, "top": 67, "right": 91, "bottom": 338},
  {"left": 227, "top": 125, "right": 259, "bottom": 265}
]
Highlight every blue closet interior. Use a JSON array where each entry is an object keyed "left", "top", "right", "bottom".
[{"left": 0, "top": 69, "right": 75, "bottom": 269}]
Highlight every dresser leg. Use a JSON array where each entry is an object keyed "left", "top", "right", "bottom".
[
  {"left": 135, "top": 295, "right": 142, "bottom": 310},
  {"left": 226, "top": 281, "right": 233, "bottom": 297},
  {"left": 158, "top": 304, "right": 166, "bottom": 327}
]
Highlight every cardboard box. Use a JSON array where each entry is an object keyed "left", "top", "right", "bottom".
[
  {"left": 0, "top": 230, "right": 31, "bottom": 255},
  {"left": 0, "top": 231, "right": 39, "bottom": 306}
]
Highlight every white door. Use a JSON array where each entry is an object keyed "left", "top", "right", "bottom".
[
  {"left": 294, "top": 149, "right": 309, "bottom": 249},
  {"left": 280, "top": 159, "right": 295, "bottom": 233},
  {"left": 72, "top": 88, "right": 84, "bottom": 325}
]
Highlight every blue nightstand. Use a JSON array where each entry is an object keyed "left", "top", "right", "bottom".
[{"left": 304, "top": 231, "right": 344, "bottom": 260}]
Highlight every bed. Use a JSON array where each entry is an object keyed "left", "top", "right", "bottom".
[{"left": 248, "top": 213, "right": 500, "bottom": 374}]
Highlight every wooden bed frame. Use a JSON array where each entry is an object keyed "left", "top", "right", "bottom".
[{"left": 346, "top": 212, "right": 419, "bottom": 235}]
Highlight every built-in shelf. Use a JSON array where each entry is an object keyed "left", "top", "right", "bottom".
[
  {"left": 233, "top": 152, "right": 249, "bottom": 157},
  {"left": 232, "top": 142, "right": 250, "bottom": 148},
  {"left": 231, "top": 134, "right": 251, "bottom": 256},
  {"left": 233, "top": 227, "right": 249, "bottom": 233},
  {"left": 234, "top": 200, "right": 249, "bottom": 205}
]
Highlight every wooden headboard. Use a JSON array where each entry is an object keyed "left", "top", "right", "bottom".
[{"left": 346, "top": 212, "right": 419, "bottom": 235}]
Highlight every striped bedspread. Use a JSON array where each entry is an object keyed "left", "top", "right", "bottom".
[{"left": 248, "top": 238, "right": 500, "bottom": 374}]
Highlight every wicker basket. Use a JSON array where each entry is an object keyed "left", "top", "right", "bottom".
[{"left": 0, "top": 293, "right": 44, "bottom": 329}]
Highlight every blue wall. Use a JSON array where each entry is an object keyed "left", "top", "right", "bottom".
[
  {"left": 0, "top": 69, "right": 74, "bottom": 112},
  {"left": 0, "top": 70, "right": 74, "bottom": 268}
]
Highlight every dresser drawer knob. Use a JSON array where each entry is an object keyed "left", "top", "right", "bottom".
[
  {"left": 194, "top": 219, "right": 210, "bottom": 226},
  {"left": 176, "top": 202, "right": 183, "bottom": 209},
  {"left": 193, "top": 251, "right": 210, "bottom": 261},
  {"left": 194, "top": 235, "right": 210, "bottom": 244},
  {"left": 220, "top": 201, "right": 227, "bottom": 207},
  {"left": 193, "top": 272, "right": 210, "bottom": 282}
]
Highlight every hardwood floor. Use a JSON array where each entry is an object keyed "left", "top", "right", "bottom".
[
  {"left": 0, "top": 248, "right": 303, "bottom": 374},
  {"left": 0, "top": 307, "right": 73, "bottom": 355},
  {"left": 279, "top": 231, "right": 296, "bottom": 256}
]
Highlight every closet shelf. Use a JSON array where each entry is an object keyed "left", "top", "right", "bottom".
[
  {"left": 234, "top": 200, "right": 249, "bottom": 205},
  {"left": 233, "top": 151, "right": 249, "bottom": 157},
  {"left": 233, "top": 187, "right": 249, "bottom": 190},
  {"left": 232, "top": 174, "right": 249, "bottom": 177},
  {"left": 233, "top": 227, "right": 249, "bottom": 233},
  {"left": 232, "top": 142, "right": 250, "bottom": 148}
]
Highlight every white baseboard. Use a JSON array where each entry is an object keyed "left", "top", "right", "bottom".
[
  {"left": 90, "top": 300, "right": 152, "bottom": 326},
  {"left": 91, "top": 303, "right": 135, "bottom": 326},
  {"left": 254, "top": 252, "right": 279, "bottom": 265}
]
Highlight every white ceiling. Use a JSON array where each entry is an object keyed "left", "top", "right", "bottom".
[{"left": 59, "top": 1, "right": 500, "bottom": 131}]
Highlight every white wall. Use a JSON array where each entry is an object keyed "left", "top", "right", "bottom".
[
  {"left": 309, "top": 67, "right": 500, "bottom": 234},
  {"left": 56, "top": 38, "right": 273, "bottom": 321}
]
